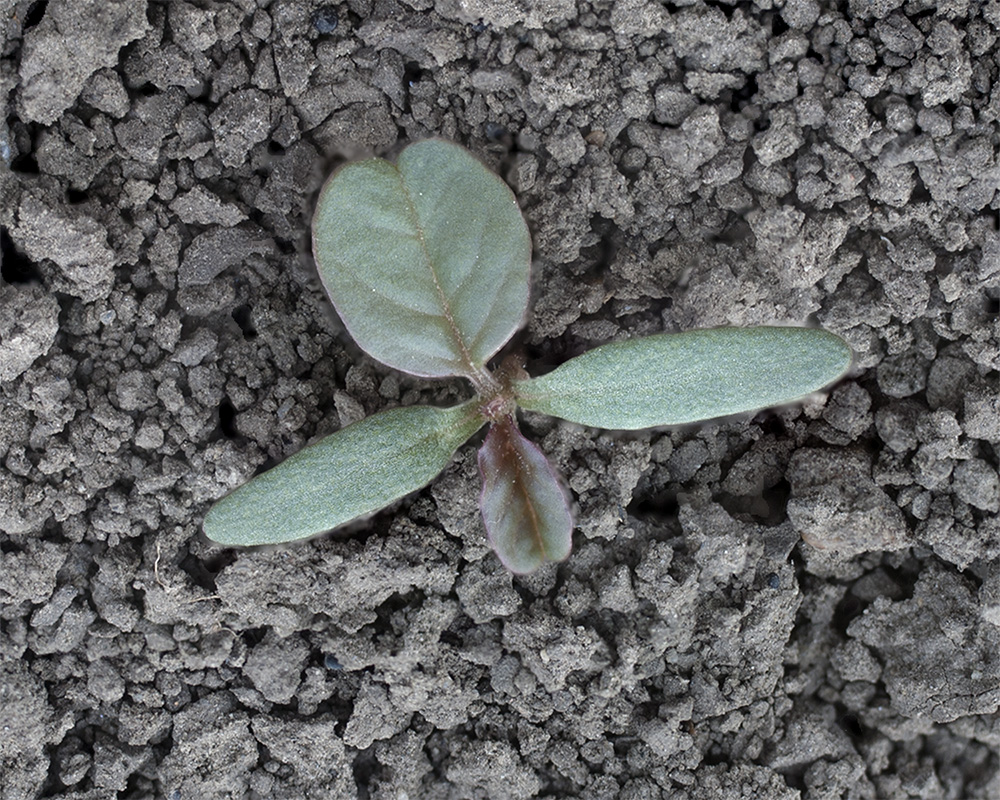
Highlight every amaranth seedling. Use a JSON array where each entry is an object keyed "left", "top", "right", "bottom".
[{"left": 204, "top": 139, "right": 852, "bottom": 573}]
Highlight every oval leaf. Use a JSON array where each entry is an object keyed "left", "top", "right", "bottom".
[
  {"left": 312, "top": 139, "right": 531, "bottom": 379},
  {"left": 514, "top": 326, "right": 852, "bottom": 430},
  {"left": 478, "top": 417, "right": 573, "bottom": 574},
  {"left": 204, "top": 402, "right": 485, "bottom": 546}
]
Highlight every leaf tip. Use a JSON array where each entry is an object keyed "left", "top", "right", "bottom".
[{"left": 201, "top": 497, "right": 240, "bottom": 547}]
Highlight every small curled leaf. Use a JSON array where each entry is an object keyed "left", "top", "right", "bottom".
[
  {"left": 478, "top": 417, "right": 573, "bottom": 574},
  {"left": 204, "top": 402, "right": 485, "bottom": 547},
  {"left": 514, "top": 326, "right": 852, "bottom": 430}
]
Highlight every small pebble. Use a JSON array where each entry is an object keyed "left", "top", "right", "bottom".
[{"left": 312, "top": 6, "right": 338, "bottom": 34}]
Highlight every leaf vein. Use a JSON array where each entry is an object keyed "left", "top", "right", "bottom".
[{"left": 397, "top": 170, "right": 479, "bottom": 378}]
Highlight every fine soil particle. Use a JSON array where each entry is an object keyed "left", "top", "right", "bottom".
[{"left": 2, "top": 1, "right": 999, "bottom": 798}]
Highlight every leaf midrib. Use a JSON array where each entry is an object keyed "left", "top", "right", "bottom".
[
  {"left": 397, "top": 169, "right": 479, "bottom": 379},
  {"left": 502, "top": 426, "right": 549, "bottom": 562}
]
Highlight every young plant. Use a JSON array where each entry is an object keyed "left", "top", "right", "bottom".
[{"left": 204, "top": 139, "right": 852, "bottom": 574}]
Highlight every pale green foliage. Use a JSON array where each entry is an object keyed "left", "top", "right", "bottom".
[
  {"left": 311, "top": 139, "right": 531, "bottom": 380},
  {"left": 204, "top": 139, "right": 853, "bottom": 574},
  {"left": 514, "top": 327, "right": 852, "bottom": 430},
  {"left": 203, "top": 402, "right": 483, "bottom": 546}
]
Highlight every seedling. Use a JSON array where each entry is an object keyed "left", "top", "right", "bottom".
[{"left": 204, "top": 139, "right": 852, "bottom": 573}]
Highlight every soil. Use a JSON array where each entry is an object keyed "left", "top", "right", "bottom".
[{"left": 1, "top": 1, "right": 999, "bottom": 798}]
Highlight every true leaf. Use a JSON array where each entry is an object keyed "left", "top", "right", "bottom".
[
  {"left": 311, "top": 139, "right": 531, "bottom": 380},
  {"left": 513, "top": 326, "right": 852, "bottom": 430},
  {"left": 478, "top": 417, "right": 573, "bottom": 574},
  {"left": 204, "top": 402, "right": 485, "bottom": 546}
]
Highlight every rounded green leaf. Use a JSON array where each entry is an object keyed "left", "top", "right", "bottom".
[
  {"left": 514, "top": 326, "right": 852, "bottom": 430},
  {"left": 204, "top": 402, "right": 485, "bottom": 547},
  {"left": 312, "top": 139, "right": 531, "bottom": 380},
  {"left": 478, "top": 417, "right": 573, "bottom": 574}
]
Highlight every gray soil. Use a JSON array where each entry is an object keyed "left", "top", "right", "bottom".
[{"left": 1, "top": 0, "right": 999, "bottom": 798}]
